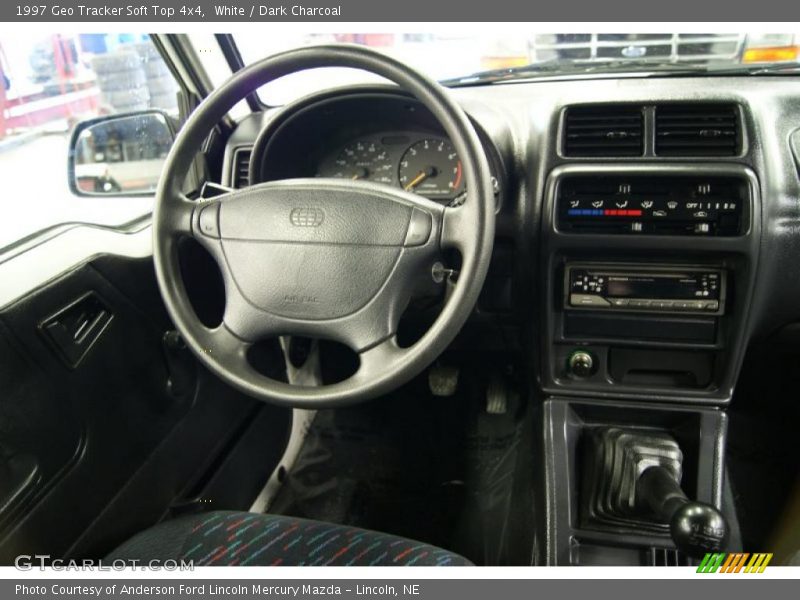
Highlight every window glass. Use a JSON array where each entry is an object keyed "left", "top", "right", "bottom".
[
  {"left": 232, "top": 32, "right": 800, "bottom": 105},
  {"left": 0, "top": 33, "right": 179, "bottom": 251}
]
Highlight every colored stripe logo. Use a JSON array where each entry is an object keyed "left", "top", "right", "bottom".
[{"left": 697, "top": 553, "right": 773, "bottom": 573}]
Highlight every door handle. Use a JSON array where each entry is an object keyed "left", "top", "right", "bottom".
[
  {"left": 71, "top": 306, "right": 108, "bottom": 344},
  {"left": 39, "top": 292, "right": 113, "bottom": 368}
]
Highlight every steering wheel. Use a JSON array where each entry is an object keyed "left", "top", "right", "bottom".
[{"left": 153, "top": 45, "right": 495, "bottom": 407}]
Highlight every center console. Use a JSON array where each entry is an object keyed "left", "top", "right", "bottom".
[
  {"left": 538, "top": 162, "right": 761, "bottom": 565},
  {"left": 541, "top": 164, "right": 760, "bottom": 403}
]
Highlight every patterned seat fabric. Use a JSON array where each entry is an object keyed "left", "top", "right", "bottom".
[{"left": 107, "top": 510, "right": 471, "bottom": 566}]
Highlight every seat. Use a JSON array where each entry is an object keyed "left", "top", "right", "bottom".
[{"left": 107, "top": 511, "right": 472, "bottom": 566}]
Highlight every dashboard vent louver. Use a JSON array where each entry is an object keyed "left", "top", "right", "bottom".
[
  {"left": 563, "top": 105, "right": 644, "bottom": 157},
  {"left": 233, "top": 148, "right": 252, "bottom": 188},
  {"left": 655, "top": 104, "right": 740, "bottom": 156}
]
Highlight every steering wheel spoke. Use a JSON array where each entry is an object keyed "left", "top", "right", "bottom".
[
  {"left": 440, "top": 203, "right": 478, "bottom": 251},
  {"left": 355, "top": 336, "right": 406, "bottom": 383},
  {"left": 220, "top": 288, "right": 285, "bottom": 345},
  {"left": 157, "top": 191, "right": 196, "bottom": 237},
  {"left": 202, "top": 321, "right": 252, "bottom": 362}
]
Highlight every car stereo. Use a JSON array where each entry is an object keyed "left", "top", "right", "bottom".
[{"left": 565, "top": 264, "right": 725, "bottom": 315}]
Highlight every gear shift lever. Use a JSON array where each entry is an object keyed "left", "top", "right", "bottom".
[
  {"left": 637, "top": 465, "right": 728, "bottom": 557},
  {"left": 583, "top": 427, "right": 729, "bottom": 558}
]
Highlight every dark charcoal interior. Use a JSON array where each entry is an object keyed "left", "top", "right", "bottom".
[{"left": 2, "top": 46, "right": 800, "bottom": 567}]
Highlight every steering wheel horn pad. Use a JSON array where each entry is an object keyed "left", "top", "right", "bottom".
[
  {"left": 153, "top": 45, "right": 495, "bottom": 407},
  {"left": 191, "top": 179, "right": 444, "bottom": 350}
]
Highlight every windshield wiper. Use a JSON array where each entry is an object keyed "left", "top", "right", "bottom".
[
  {"left": 441, "top": 59, "right": 800, "bottom": 87},
  {"left": 440, "top": 63, "right": 562, "bottom": 86},
  {"left": 440, "top": 60, "right": 708, "bottom": 86},
  {"left": 705, "top": 62, "right": 800, "bottom": 75}
]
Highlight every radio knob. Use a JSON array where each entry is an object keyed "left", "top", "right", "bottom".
[{"left": 567, "top": 350, "right": 596, "bottom": 378}]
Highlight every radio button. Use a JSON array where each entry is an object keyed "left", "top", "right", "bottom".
[
  {"left": 610, "top": 298, "right": 629, "bottom": 307},
  {"left": 704, "top": 300, "right": 720, "bottom": 311},
  {"left": 570, "top": 294, "right": 611, "bottom": 307}
]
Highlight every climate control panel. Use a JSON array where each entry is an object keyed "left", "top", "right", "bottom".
[{"left": 556, "top": 175, "right": 746, "bottom": 236}]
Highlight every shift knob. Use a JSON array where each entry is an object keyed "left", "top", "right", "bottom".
[
  {"left": 669, "top": 500, "right": 729, "bottom": 558},
  {"left": 638, "top": 465, "right": 729, "bottom": 558}
]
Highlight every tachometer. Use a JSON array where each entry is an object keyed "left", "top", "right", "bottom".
[
  {"left": 398, "top": 138, "right": 464, "bottom": 200},
  {"left": 323, "top": 140, "right": 394, "bottom": 185}
]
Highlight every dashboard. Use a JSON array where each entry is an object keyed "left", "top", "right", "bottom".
[
  {"left": 221, "top": 76, "right": 800, "bottom": 406},
  {"left": 211, "top": 74, "right": 800, "bottom": 568}
]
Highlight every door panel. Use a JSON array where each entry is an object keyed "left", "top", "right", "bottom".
[
  {"left": 0, "top": 255, "right": 290, "bottom": 562},
  {"left": 0, "top": 320, "right": 84, "bottom": 536}
]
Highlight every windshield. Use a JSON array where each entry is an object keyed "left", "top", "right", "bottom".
[{"left": 232, "top": 32, "right": 800, "bottom": 104}]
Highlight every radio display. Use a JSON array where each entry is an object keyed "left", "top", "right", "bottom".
[
  {"left": 567, "top": 266, "right": 724, "bottom": 313},
  {"left": 605, "top": 274, "right": 717, "bottom": 300}
]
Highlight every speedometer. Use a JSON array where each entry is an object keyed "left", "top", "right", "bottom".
[
  {"left": 323, "top": 140, "right": 394, "bottom": 185},
  {"left": 398, "top": 138, "right": 464, "bottom": 200}
]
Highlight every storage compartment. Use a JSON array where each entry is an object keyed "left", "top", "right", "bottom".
[
  {"left": 564, "top": 312, "right": 717, "bottom": 344},
  {"left": 608, "top": 348, "right": 714, "bottom": 388}
]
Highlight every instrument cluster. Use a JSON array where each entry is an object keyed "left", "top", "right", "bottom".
[{"left": 315, "top": 133, "right": 466, "bottom": 202}]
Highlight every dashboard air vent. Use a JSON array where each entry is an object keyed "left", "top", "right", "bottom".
[
  {"left": 232, "top": 148, "right": 252, "bottom": 188},
  {"left": 655, "top": 104, "right": 739, "bottom": 156},
  {"left": 563, "top": 105, "right": 644, "bottom": 157}
]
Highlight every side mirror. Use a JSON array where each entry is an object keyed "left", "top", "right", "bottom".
[{"left": 68, "top": 110, "right": 177, "bottom": 197}]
